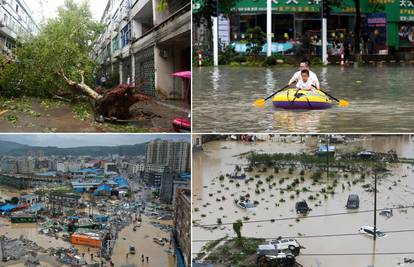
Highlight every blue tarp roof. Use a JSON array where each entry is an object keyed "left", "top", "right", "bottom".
[
  {"left": 0, "top": 204, "right": 18, "bottom": 212},
  {"left": 113, "top": 176, "right": 129, "bottom": 188},
  {"left": 94, "top": 184, "right": 111, "bottom": 195}
]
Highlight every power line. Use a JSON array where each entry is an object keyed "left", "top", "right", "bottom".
[
  {"left": 193, "top": 251, "right": 414, "bottom": 256},
  {"left": 192, "top": 228, "right": 414, "bottom": 243},
  {"left": 194, "top": 204, "right": 414, "bottom": 227}
]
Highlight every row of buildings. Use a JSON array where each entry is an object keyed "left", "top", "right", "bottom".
[
  {"left": 195, "top": 0, "right": 414, "bottom": 55},
  {"left": 0, "top": 0, "right": 38, "bottom": 55},
  {"left": 93, "top": 0, "right": 191, "bottom": 99}
]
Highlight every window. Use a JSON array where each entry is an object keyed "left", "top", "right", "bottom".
[
  {"left": 112, "top": 35, "right": 119, "bottom": 52},
  {"left": 121, "top": 23, "right": 131, "bottom": 48}
]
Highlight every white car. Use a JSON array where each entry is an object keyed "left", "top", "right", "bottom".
[
  {"left": 359, "top": 225, "right": 386, "bottom": 238},
  {"left": 269, "top": 239, "right": 301, "bottom": 256}
]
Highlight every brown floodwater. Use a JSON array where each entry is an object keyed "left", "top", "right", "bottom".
[
  {"left": 111, "top": 215, "right": 176, "bottom": 267},
  {"left": 193, "top": 136, "right": 414, "bottom": 267}
]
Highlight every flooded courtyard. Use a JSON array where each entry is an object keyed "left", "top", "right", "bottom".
[
  {"left": 193, "top": 65, "right": 414, "bottom": 132},
  {"left": 193, "top": 135, "right": 414, "bottom": 267}
]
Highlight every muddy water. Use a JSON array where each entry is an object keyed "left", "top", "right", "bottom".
[
  {"left": 111, "top": 215, "right": 176, "bottom": 267},
  {"left": 193, "top": 136, "right": 414, "bottom": 267},
  {"left": 193, "top": 66, "right": 414, "bottom": 132}
]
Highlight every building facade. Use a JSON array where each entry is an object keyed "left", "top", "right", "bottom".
[
  {"left": 145, "top": 140, "right": 190, "bottom": 173},
  {"left": 173, "top": 189, "right": 191, "bottom": 267},
  {"left": 0, "top": 0, "right": 38, "bottom": 54},
  {"left": 93, "top": 0, "right": 191, "bottom": 98},
  {"left": 208, "top": 0, "right": 414, "bottom": 55}
]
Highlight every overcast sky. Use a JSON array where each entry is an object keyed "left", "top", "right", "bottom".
[
  {"left": 0, "top": 134, "right": 190, "bottom": 148},
  {"left": 26, "top": 0, "right": 106, "bottom": 24}
]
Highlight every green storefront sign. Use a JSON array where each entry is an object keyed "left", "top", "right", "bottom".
[
  {"left": 230, "top": 0, "right": 414, "bottom": 48},
  {"left": 230, "top": 0, "right": 413, "bottom": 17}
]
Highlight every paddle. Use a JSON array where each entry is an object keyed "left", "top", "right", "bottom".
[
  {"left": 253, "top": 84, "right": 290, "bottom": 108},
  {"left": 312, "top": 85, "right": 349, "bottom": 107}
]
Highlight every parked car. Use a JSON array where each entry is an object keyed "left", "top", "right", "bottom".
[
  {"left": 346, "top": 194, "right": 360, "bottom": 209},
  {"left": 295, "top": 200, "right": 311, "bottom": 214},
  {"left": 269, "top": 238, "right": 302, "bottom": 256},
  {"left": 359, "top": 225, "right": 386, "bottom": 238},
  {"left": 235, "top": 200, "right": 256, "bottom": 209}
]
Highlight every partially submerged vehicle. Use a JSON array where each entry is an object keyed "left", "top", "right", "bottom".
[
  {"left": 153, "top": 237, "right": 165, "bottom": 246},
  {"left": 257, "top": 244, "right": 296, "bottom": 267},
  {"left": 379, "top": 208, "right": 393, "bottom": 218},
  {"left": 234, "top": 199, "right": 256, "bottom": 209},
  {"left": 359, "top": 225, "right": 386, "bottom": 238},
  {"left": 295, "top": 200, "right": 311, "bottom": 214},
  {"left": 129, "top": 246, "right": 136, "bottom": 255},
  {"left": 231, "top": 173, "right": 246, "bottom": 180},
  {"left": 269, "top": 238, "right": 302, "bottom": 256},
  {"left": 346, "top": 194, "right": 360, "bottom": 209}
]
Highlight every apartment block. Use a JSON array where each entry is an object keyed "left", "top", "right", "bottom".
[{"left": 93, "top": 0, "right": 190, "bottom": 99}]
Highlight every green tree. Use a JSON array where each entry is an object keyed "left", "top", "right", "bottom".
[
  {"left": 232, "top": 219, "right": 243, "bottom": 239},
  {"left": 193, "top": 0, "right": 240, "bottom": 28},
  {"left": 245, "top": 26, "right": 266, "bottom": 60},
  {"left": 0, "top": 0, "right": 103, "bottom": 98}
]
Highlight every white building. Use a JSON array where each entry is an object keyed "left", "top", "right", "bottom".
[
  {"left": 0, "top": 0, "right": 38, "bottom": 54},
  {"left": 93, "top": 0, "right": 190, "bottom": 99}
]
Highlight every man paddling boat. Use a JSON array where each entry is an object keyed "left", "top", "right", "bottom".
[{"left": 288, "top": 59, "right": 320, "bottom": 90}]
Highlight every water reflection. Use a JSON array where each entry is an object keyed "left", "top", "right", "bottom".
[{"left": 193, "top": 65, "right": 414, "bottom": 132}]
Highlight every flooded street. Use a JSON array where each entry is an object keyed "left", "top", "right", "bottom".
[
  {"left": 193, "top": 136, "right": 414, "bottom": 267},
  {"left": 193, "top": 66, "right": 414, "bottom": 132}
]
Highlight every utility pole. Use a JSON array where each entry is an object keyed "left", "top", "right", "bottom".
[
  {"left": 373, "top": 172, "right": 377, "bottom": 240},
  {"left": 212, "top": 0, "right": 219, "bottom": 66},
  {"left": 321, "top": 0, "right": 329, "bottom": 65},
  {"left": 326, "top": 135, "right": 330, "bottom": 179},
  {"left": 266, "top": 0, "right": 272, "bottom": 57}
]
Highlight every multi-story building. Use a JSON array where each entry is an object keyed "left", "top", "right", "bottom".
[
  {"left": 145, "top": 140, "right": 190, "bottom": 173},
  {"left": 173, "top": 188, "right": 191, "bottom": 267},
  {"left": 0, "top": 0, "right": 38, "bottom": 54},
  {"left": 16, "top": 157, "right": 34, "bottom": 174},
  {"left": 93, "top": 0, "right": 191, "bottom": 98}
]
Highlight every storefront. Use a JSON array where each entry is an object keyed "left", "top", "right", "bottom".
[{"left": 224, "top": 0, "right": 414, "bottom": 53}]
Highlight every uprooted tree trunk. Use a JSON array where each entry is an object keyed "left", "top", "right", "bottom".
[{"left": 61, "top": 70, "right": 151, "bottom": 120}]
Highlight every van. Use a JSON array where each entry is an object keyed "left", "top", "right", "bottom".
[{"left": 346, "top": 194, "right": 360, "bottom": 209}]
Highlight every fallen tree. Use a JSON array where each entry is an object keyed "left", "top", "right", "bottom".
[{"left": 0, "top": 0, "right": 155, "bottom": 120}]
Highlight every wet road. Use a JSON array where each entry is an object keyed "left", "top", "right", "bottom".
[
  {"left": 192, "top": 136, "right": 414, "bottom": 267},
  {"left": 193, "top": 65, "right": 414, "bottom": 132}
]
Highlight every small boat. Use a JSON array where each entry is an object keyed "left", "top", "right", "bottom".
[{"left": 272, "top": 89, "right": 332, "bottom": 110}]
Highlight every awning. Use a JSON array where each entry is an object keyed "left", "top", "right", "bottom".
[{"left": 172, "top": 71, "right": 191, "bottom": 80}]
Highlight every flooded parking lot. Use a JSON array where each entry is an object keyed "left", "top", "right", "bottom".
[
  {"left": 193, "top": 135, "right": 414, "bottom": 267},
  {"left": 193, "top": 66, "right": 414, "bottom": 132}
]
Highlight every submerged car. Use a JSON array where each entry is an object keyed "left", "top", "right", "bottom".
[
  {"left": 346, "top": 194, "right": 360, "bottom": 209},
  {"left": 236, "top": 200, "right": 256, "bottom": 209},
  {"left": 359, "top": 225, "right": 386, "bottom": 238},
  {"left": 257, "top": 244, "right": 296, "bottom": 267},
  {"left": 129, "top": 246, "right": 136, "bottom": 254},
  {"left": 269, "top": 239, "right": 302, "bottom": 256},
  {"left": 295, "top": 200, "right": 311, "bottom": 214}
]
